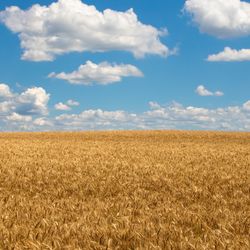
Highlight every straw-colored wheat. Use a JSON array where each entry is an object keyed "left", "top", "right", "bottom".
[{"left": 0, "top": 131, "right": 249, "bottom": 249}]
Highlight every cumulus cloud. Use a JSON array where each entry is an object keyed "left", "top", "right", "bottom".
[
  {"left": 33, "top": 117, "right": 53, "bottom": 127},
  {"left": 7, "top": 112, "right": 32, "bottom": 122},
  {"left": 184, "top": 0, "right": 250, "bottom": 39},
  {"left": 0, "top": 83, "right": 50, "bottom": 131},
  {"left": 55, "top": 99, "right": 80, "bottom": 111},
  {"left": 0, "top": 101, "right": 12, "bottom": 113},
  {"left": 243, "top": 100, "right": 250, "bottom": 111},
  {"left": 51, "top": 101, "right": 250, "bottom": 131},
  {"left": 0, "top": 83, "right": 13, "bottom": 99},
  {"left": 67, "top": 100, "right": 79, "bottom": 106},
  {"left": 2, "top": 100, "right": 250, "bottom": 131},
  {"left": 143, "top": 101, "right": 250, "bottom": 130},
  {"left": 207, "top": 47, "right": 250, "bottom": 62},
  {"left": 0, "top": 0, "right": 169, "bottom": 61},
  {"left": 1, "top": 83, "right": 249, "bottom": 131},
  {"left": 195, "top": 85, "right": 224, "bottom": 96},
  {"left": 55, "top": 109, "right": 138, "bottom": 130},
  {"left": 55, "top": 102, "right": 71, "bottom": 111},
  {"left": 16, "top": 87, "right": 50, "bottom": 115},
  {"left": 49, "top": 61, "right": 143, "bottom": 85}
]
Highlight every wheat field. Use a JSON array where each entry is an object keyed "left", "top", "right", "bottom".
[{"left": 0, "top": 131, "right": 249, "bottom": 249}]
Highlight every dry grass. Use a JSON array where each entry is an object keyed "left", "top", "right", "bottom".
[{"left": 0, "top": 131, "right": 249, "bottom": 249}]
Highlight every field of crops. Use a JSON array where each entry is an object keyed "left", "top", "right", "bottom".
[{"left": 0, "top": 131, "right": 249, "bottom": 249}]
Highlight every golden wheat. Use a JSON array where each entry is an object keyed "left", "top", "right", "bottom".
[{"left": 0, "top": 131, "right": 249, "bottom": 249}]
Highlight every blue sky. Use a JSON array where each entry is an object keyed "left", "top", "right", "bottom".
[{"left": 0, "top": 0, "right": 250, "bottom": 131}]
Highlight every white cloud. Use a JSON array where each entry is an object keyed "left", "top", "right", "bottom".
[
  {"left": 196, "top": 85, "right": 213, "bottom": 96},
  {"left": 2, "top": 99, "right": 250, "bottom": 131},
  {"left": 184, "top": 0, "right": 250, "bottom": 38},
  {"left": 16, "top": 87, "right": 50, "bottom": 115},
  {"left": 33, "top": 117, "right": 53, "bottom": 127},
  {"left": 0, "top": 83, "right": 13, "bottom": 99},
  {"left": 195, "top": 85, "right": 224, "bottom": 96},
  {"left": 214, "top": 91, "right": 224, "bottom": 97},
  {"left": 7, "top": 112, "right": 32, "bottom": 122},
  {"left": 207, "top": 47, "right": 250, "bottom": 62},
  {"left": 67, "top": 100, "right": 79, "bottom": 106},
  {"left": 143, "top": 101, "right": 250, "bottom": 130},
  {"left": 0, "top": 83, "right": 50, "bottom": 131},
  {"left": 54, "top": 99, "right": 80, "bottom": 111},
  {"left": 243, "top": 100, "right": 250, "bottom": 111},
  {"left": 0, "top": 101, "right": 12, "bottom": 113},
  {"left": 55, "top": 109, "right": 139, "bottom": 130},
  {"left": 49, "top": 61, "right": 143, "bottom": 85},
  {"left": 51, "top": 101, "right": 250, "bottom": 131},
  {"left": 1, "top": 83, "right": 249, "bottom": 131},
  {"left": 55, "top": 102, "right": 71, "bottom": 111},
  {"left": 0, "top": 0, "right": 169, "bottom": 61}
]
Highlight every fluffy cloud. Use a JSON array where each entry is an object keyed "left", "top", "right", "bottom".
[
  {"left": 0, "top": 0, "right": 169, "bottom": 61},
  {"left": 143, "top": 101, "right": 250, "bottom": 130},
  {"left": 184, "top": 0, "right": 250, "bottom": 38},
  {"left": 1, "top": 83, "right": 249, "bottom": 131},
  {"left": 67, "top": 100, "right": 79, "bottom": 106},
  {"left": 7, "top": 112, "right": 32, "bottom": 122},
  {"left": 49, "top": 61, "right": 143, "bottom": 85},
  {"left": 243, "top": 100, "right": 250, "bottom": 111},
  {"left": 0, "top": 83, "right": 50, "bottom": 131},
  {"left": 2, "top": 101, "right": 250, "bottom": 131},
  {"left": 207, "top": 47, "right": 250, "bottom": 62},
  {"left": 0, "top": 101, "right": 12, "bottom": 113},
  {"left": 55, "top": 109, "right": 138, "bottom": 130},
  {"left": 195, "top": 85, "right": 224, "bottom": 96},
  {"left": 16, "top": 87, "right": 50, "bottom": 115},
  {"left": 55, "top": 99, "right": 80, "bottom": 111},
  {"left": 0, "top": 83, "right": 13, "bottom": 99},
  {"left": 55, "top": 102, "right": 71, "bottom": 111},
  {"left": 33, "top": 117, "right": 53, "bottom": 127},
  {"left": 51, "top": 101, "right": 250, "bottom": 131}
]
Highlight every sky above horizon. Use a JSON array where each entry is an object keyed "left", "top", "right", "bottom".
[{"left": 0, "top": 0, "right": 250, "bottom": 131}]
